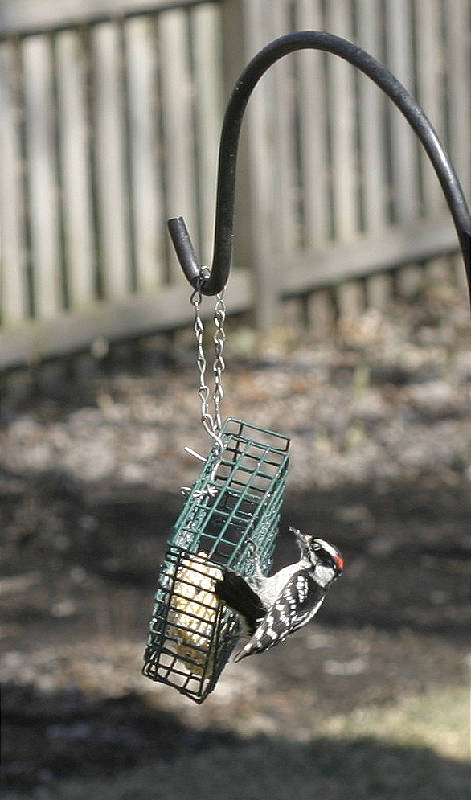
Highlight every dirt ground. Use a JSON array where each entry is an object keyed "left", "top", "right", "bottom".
[{"left": 1, "top": 277, "right": 471, "bottom": 798}]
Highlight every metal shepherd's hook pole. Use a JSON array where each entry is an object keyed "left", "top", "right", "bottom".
[{"left": 168, "top": 31, "right": 471, "bottom": 307}]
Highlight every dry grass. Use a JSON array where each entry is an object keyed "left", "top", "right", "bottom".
[{"left": 318, "top": 685, "right": 470, "bottom": 761}]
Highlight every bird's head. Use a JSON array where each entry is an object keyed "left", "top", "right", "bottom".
[{"left": 289, "top": 527, "right": 344, "bottom": 586}]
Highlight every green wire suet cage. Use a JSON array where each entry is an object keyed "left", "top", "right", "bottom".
[{"left": 143, "top": 418, "right": 290, "bottom": 702}]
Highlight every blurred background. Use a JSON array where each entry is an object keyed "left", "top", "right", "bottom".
[{"left": 1, "top": 0, "right": 470, "bottom": 798}]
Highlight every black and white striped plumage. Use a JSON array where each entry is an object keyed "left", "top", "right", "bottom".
[{"left": 215, "top": 528, "right": 344, "bottom": 662}]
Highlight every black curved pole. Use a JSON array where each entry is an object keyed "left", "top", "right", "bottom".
[{"left": 168, "top": 31, "right": 471, "bottom": 303}]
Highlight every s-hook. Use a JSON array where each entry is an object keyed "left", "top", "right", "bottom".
[{"left": 167, "top": 31, "right": 471, "bottom": 305}]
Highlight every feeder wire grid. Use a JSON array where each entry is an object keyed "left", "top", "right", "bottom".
[{"left": 143, "top": 418, "right": 290, "bottom": 701}]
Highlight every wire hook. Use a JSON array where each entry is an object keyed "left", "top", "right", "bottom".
[{"left": 168, "top": 31, "right": 471, "bottom": 304}]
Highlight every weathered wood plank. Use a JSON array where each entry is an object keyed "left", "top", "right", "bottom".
[
  {"left": 192, "top": 2, "right": 222, "bottom": 264},
  {"left": 337, "top": 280, "right": 364, "bottom": 321},
  {"left": 296, "top": 0, "right": 329, "bottom": 247},
  {"left": 325, "top": 0, "right": 357, "bottom": 240},
  {"left": 126, "top": 16, "right": 162, "bottom": 291},
  {"left": 0, "top": 269, "right": 252, "bottom": 368},
  {"left": 0, "top": 41, "right": 27, "bottom": 324},
  {"left": 271, "top": 0, "right": 297, "bottom": 255},
  {"left": 158, "top": 7, "right": 197, "bottom": 280},
  {"left": 56, "top": 30, "right": 95, "bottom": 308},
  {"left": 0, "top": 0, "right": 218, "bottom": 38},
  {"left": 415, "top": 0, "right": 445, "bottom": 215},
  {"left": 452, "top": 253, "right": 471, "bottom": 306},
  {"left": 425, "top": 256, "right": 452, "bottom": 291},
  {"left": 281, "top": 217, "right": 459, "bottom": 295},
  {"left": 446, "top": 0, "right": 471, "bottom": 295},
  {"left": 385, "top": 0, "right": 418, "bottom": 223},
  {"left": 93, "top": 21, "right": 131, "bottom": 299},
  {"left": 356, "top": 0, "right": 387, "bottom": 233},
  {"left": 220, "top": 0, "right": 251, "bottom": 270},
  {"left": 395, "top": 264, "right": 423, "bottom": 299},
  {"left": 307, "top": 288, "right": 336, "bottom": 339},
  {"left": 366, "top": 273, "right": 393, "bottom": 310},
  {"left": 447, "top": 0, "right": 471, "bottom": 203},
  {"left": 23, "top": 34, "right": 61, "bottom": 318},
  {"left": 243, "top": 0, "right": 280, "bottom": 329},
  {"left": 357, "top": 0, "right": 391, "bottom": 308}
]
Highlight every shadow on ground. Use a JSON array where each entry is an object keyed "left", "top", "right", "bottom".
[
  {"left": 3, "top": 682, "right": 471, "bottom": 800},
  {"left": 2, "top": 462, "right": 469, "bottom": 639},
  {"left": 1, "top": 460, "right": 470, "bottom": 799}
]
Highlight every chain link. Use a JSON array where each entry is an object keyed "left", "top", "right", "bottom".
[
  {"left": 212, "top": 291, "right": 226, "bottom": 433},
  {"left": 190, "top": 274, "right": 226, "bottom": 451}
]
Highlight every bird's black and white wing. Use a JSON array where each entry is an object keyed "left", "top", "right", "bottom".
[
  {"left": 234, "top": 569, "right": 326, "bottom": 662},
  {"left": 215, "top": 570, "right": 266, "bottom": 634}
]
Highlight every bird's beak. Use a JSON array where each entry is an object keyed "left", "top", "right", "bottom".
[{"left": 289, "top": 526, "right": 312, "bottom": 545}]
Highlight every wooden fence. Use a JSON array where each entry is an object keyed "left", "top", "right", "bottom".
[{"left": 0, "top": 0, "right": 470, "bottom": 368}]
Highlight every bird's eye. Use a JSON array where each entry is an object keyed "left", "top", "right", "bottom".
[{"left": 321, "top": 553, "right": 342, "bottom": 571}]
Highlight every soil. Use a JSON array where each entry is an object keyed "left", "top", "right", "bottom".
[{"left": 1, "top": 283, "right": 470, "bottom": 795}]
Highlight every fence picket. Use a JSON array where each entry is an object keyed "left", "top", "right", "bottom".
[
  {"left": 296, "top": 0, "right": 329, "bottom": 248},
  {"left": 94, "top": 22, "right": 131, "bottom": 299},
  {"left": 23, "top": 34, "right": 61, "bottom": 318},
  {"left": 192, "top": 3, "right": 222, "bottom": 264},
  {"left": 447, "top": 0, "right": 471, "bottom": 295},
  {"left": 126, "top": 16, "right": 163, "bottom": 292},
  {"left": 356, "top": 0, "right": 387, "bottom": 233},
  {"left": 0, "top": 0, "right": 210, "bottom": 37},
  {"left": 447, "top": 0, "right": 471, "bottom": 200},
  {"left": 357, "top": 0, "right": 392, "bottom": 308},
  {"left": 385, "top": 0, "right": 418, "bottom": 223},
  {"left": 271, "top": 0, "right": 297, "bottom": 255},
  {"left": 325, "top": 0, "right": 358, "bottom": 240},
  {"left": 0, "top": 41, "right": 27, "bottom": 324},
  {"left": 56, "top": 30, "right": 95, "bottom": 308},
  {"left": 158, "top": 7, "right": 197, "bottom": 281},
  {"left": 415, "top": 0, "right": 445, "bottom": 215},
  {"left": 243, "top": 0, "right": 280, "bottom": 328}
]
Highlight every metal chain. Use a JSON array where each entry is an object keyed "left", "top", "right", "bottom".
[
  {"left": 212, "top": 291, "right": 226, "bottom": 433},
  {"left": 190, "top": 274, "right": 226, "bottom": 451}
]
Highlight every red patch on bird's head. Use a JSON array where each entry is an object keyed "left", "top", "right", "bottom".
[{"left": 334, "top": 554, "right": 345, "bottom": 571}]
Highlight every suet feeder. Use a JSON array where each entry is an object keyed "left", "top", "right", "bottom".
[{"left": 143, "top": 418, "right": 289, "bottom": 702}]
